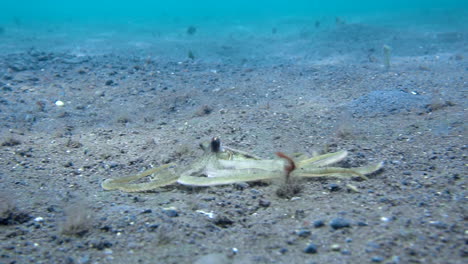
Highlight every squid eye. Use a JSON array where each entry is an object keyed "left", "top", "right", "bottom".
[{"left": 210, "top": 137, "right": 221, "bottom": 153}]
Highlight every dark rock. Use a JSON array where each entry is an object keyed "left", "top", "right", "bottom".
[
  {"left": 371, "top": 256, "right": 384, "bottom": 262},
  {"left": 429, "top": 221, "right": 448, "bottom": 229},
  {"left": 89, "top": 240, "right": 112, "bottom": 250},
  {"left": 326, "top": 183, "right": 341, "bottom": 192},
  {"left": 341, "top": 249, "right": 351, "bottom": 255},
  {"left": 313, "top": 220, "right": 325, "bottom": 228},
  {"left": 330, "top": 218, "right": 351, "bottom": 229},
  {"left": 100, "top": 225, "right": 112, "bottom": 232},
  {"left": 258, "top": 199, "right": 271, "bottom": 208},
  {"left": 296, "top": 229, "right": 311, "bottom": 238},
  {"left": 105, "top": 80, "right": 114, "bottom": 86},
  {"left": 141, "top": 209, "right": 152, "bottom": 214},
  {"left": 147, "top": 224, "right": 159, "bottom": 232},
  {"left": 304, "top": 243, "right": 318, "bottom": 254},
  {"left": 213, "top": 215, "right": 234, "bottom": 228},
  {"left": 162, "top": 209, "right": 178, "bottom": 217},
  {"left": 357, "top": 221, "right": 368, "bottom": 226}
]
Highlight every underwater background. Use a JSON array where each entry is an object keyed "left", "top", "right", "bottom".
[
  {"left": 1, "top": 1, "right": 467, "bottom": 24},
  {"left": 0, "top": 0, "right": 467, "bottom": 61}
]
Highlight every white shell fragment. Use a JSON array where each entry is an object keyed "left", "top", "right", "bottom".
[{"left": 55, "top": 100, "right": 65, "bottom": 107}]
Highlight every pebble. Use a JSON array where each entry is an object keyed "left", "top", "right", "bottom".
[
  {"left": 213, "top": 215, "right": 234, "bottom": 227},
  {"left": 330, "top": 218, "right": 351, "bottom": 229},
  {"left": 296, "top": 229, "right": 311, "bottom": 238},
  {"left": 341, "top": 249, "right": 351, "bottom": 255},
  {"left": 371, "top": 256, "right": 384, "bottom": 262},
  {"left": 313, "top": 220, "right": 325, "bottom": 228},
  {"left": 258, "top": 199, "right": 271, "bottom": 208},
  {"left": 429, "top": 221, "right": 448, "bottom": 229},
  {"left": 326, "top": 183, "right": 341, "bottom": 192},
  {"left": 304, "top": 243, "right": 318, "bottom": 254},
  {"left": 162, "top": 208, "right": 178, "bottom": 217},
  {"left": 330, "top": 244, "right": 341, "bottom": 251},
  {"left": 357, "top": 221, "right": 368, "bottom": 226}
]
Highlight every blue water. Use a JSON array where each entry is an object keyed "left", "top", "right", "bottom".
[
  {"left": 0, "top": 1, "right": 466, "bottom": 61},
  {"left": 1, "top": 1, "right": 467, "bottom": 24}
]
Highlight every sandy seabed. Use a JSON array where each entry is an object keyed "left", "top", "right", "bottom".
[{"left": 0, "top": 20, "right": 466, "bottom": 263}]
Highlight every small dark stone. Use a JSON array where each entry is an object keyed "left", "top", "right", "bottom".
[
  {"left": 371, "top": 256, "right": 384, "bottom": 262},
  {"left": 279, "top": 248, "right": 288, "bottom": 254},
  {"left": 108, "top": 162, "right": 119, "bottom": 169},
  {"left": 141, "top": 209, "right": 152, "bottom": 214},
  {"left": 213, "top": 215, "right": 234, "bottom": 228},
  {"left": 341, "top": 249, "right": 352, "bottom": 255},
  {"left": 304, "top": 243, "right": 318, "bottom": 254},
  {"left": 105, "top": 80, "right": 113, "bottom": 86},
  {"left": 429, "top": 221, "right": 448, "bottom": 229},
  {"left": 258, "top": 199, "right": 271, "bottom": 208},
  {"left": 330, "top": 218, "right": 351, "bottom": 229},
  {"left": 162, "top": 209, "right": 178, "bottom": 217},
  {"left": 313, "top": 220, "right": 325, "bottom": 228},
  {"left": 147, "top": 224, "right": 159, "bottom": 232},
  {"left": 357, "top": 221, "right": 368, "bottom": 226},
  {"left": 326, "top": 183, "right": 341, "bottom": 192},
  {"left": 90, "top": 240, "right": 112, "bottom": 250},
  {"left": 100, "top": 225, "right": 112, "bottom": 232},
  {"left": 46, "top": 206, "right": 57, "bottom": 212},
  {"left": 296, "top": 229, "right": 311, "bottom": 238}
]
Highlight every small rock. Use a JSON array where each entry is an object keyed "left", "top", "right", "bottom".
[
  {"left": 371, "top": 256, "right": 384, "bottom": 262},
  {"left": 296, "top": 229, "right": 311, "bottom": 238},
  {"left": 313, "top": 220, "right": 325, "bottom": 228},
  {"left": 330, "top": 218, "right": 351, "bottom": 229},
  {"left": 341, "top": 249, "right": 352, "bottom": 255},
  {"left": 326, "top": 183, "right": 341, "bottom": 192},
  {"left": 357, "top": 221, "right": 368, "bottom": 226},
  {"left": 105, "top": 80, "right": 114, "bottom": 86},
  {"left": 429, "top": 221, "right": 448, "bottom": 229},
  {"left": 304, "top": 243, "right": 318, "bottom": 254},
  {"left": 258, "top": 199, "right": 271, "bottom": 208},
  {"left": 213, "top": 215, "right": 234, "bottom": 228},
  {"left": 162, "top": 208, "right": 178, "bottom": 217},
  {"left": 330, "top": 244, "right": 341, "bottom": 251}
]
